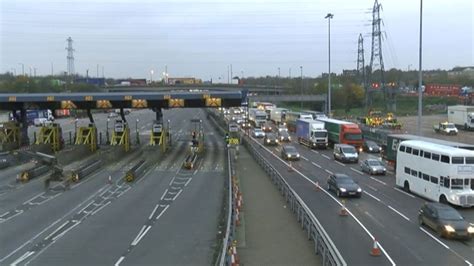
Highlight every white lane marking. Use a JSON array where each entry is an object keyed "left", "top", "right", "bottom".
[
  {"left": 91, "top": 201, "right": 111, "bottom": 216},
  {"left": 184, "top": 178, "right": 192, "bottom": 187},
  {"left": 44, "top": 221, "right": 69, "bottom": 240},
  {"left": 311, "top": 162, "right": 321, "bottom": 168},
  {"left": 394, "top": 187, "right": 416, "bottom": 198},
  {"left": 364, "top": 191, "right": 381, "bottom": 202},
  {"left": 369, "top": 176, "right": 387, "bottom": 186},
  {"left": 251, "top": 137, "right": 396, "bottom": 266},
  {"left": 132, "top": 225, "right": 152, "bottom": 246},
  {"left": 0, "top": 211, "right": 8, "bottom": 218},
  {"left": 160, "top": 189, "right": 168, "bottom": 200},
  {"left": 0, "top": 210, "right": 24, "bottom": 224},
  {"left": 311, "top": 150, "right": 319, "bottom": 154},
  {"left": 115, "top": 256, "right": 125, "bottom": 266},
  {"left": 156, "top": 205, "right": 170, "bottom": 221},
  {"left": 131, "top": 225, "right": 148, "bottom": 246},
  {"left": 24, "top": 193, "right": 44, "bottom": 205},
  {"left": 52, "top": 221, "right": 80, "bottom": 242},
  {"left": 11, "top": 251, "right": 35, "bottom": 266},
  {"left": 172, "top": 190, "right": 183, "bottom": 201},
  {"left": 324, "top": 169, "right": 333, "bottom": 175},
  {"left": 350, "top": 167, "right": 364, "bottom": 175},
  {"left": 301, "top": 156, "right": 309, "bottom": 161},
  {"left": 321, "top": 154, "right": 331, "bottom": 160},
  {"left": 367, "top": 185, "right": 378, "bottom": 191},
  {"left": 419, "top": 227, "right": 450, "bottom": 249},
  {"left": 465, "top": 260, "right": 472, "bottom": 266},
  {"left": 388, "top": 205, "right": 410, "bottom": 221},
  {"left": 335, "top": 161, "right": 345, "bottom": 167},
  {"left": 148, "top": 204, "right": 160, "bottom": 220}
]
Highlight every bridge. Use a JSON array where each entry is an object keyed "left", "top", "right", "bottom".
[{"left": 107, "top": 85, "right": 286, "bottom": 94}]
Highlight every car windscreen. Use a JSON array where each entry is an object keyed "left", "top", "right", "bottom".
[
  {"left": 285, "top": 146, "right": 296, "bottom": 152},
  {"left": 367, "top": 160, "right": 382, "bottom": 166},
  {"left": 338, "top": 178, "right": 354, "bottom": 184},
  {"left": 365, "top": 141, "right": 377, "bottom": 147},
  {"left": 266, "top": 133, "right": 276, "bottom": 138},
  {"left": 438, "top": 208, "right": 463, "bottom": 220},
  {"left": 342, "top": 147, "right": 356, "bottom": 153},
  {"left": 280, "top": 131, "right": 289, "bottom": 137},
  {"left": 313, "top": 131, "right": 327, "bottom": 138}
]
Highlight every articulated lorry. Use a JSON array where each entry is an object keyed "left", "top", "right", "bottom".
[
  {"left": 296, "top": 119, "right": 328, "bottom": 148},
  {"left": 448, "top": 105, "right": 474, "bottom": 130},
  {"left": 249, "top": 108, "right": 267, "bottom": 127},
  {"left": 10, "top": 110, "right": 54, "bottom": 126},
  {"left": 285, "top": 111, "right": 313, "bottom": 132},
  {"left": 270, "top": 108, "right": 288, "bottom": 125},
  {"left": 316, "top": 117, "right": 363, "bottom": 150}
]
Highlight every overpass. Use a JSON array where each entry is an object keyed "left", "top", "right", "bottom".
[
  {"left": 249, "top": 94, "right": 327, "bottom": 103},
  {"left": 107, "top": 85, "right": 286, "bottom": 94}
]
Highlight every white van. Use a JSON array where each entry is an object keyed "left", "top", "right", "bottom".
[{"left": 333, "top": 144, "right": 359, "bottom": 163}]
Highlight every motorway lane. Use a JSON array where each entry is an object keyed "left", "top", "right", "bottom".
[
  {"left": 269, "top": 130, "right": 474, "bottom": 264},
  {"left": 0, "top": 162, "right": 36, "bottom": 196},
  {"left": 246, "top": 137, "right": 392, "bottom": 265}
]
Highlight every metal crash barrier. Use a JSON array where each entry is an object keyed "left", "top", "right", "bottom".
[
  {"left": 19, "top": 164, "right": 50, "bottom": 183},
  {"left": 71, "top": 159, "right": 102, "bottom": 182},
  {"left": 124, "top": 159, "right": 147, "bottom": 182}
]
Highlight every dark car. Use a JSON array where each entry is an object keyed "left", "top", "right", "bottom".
[
  {"left": 281, "top": 145, "right": 300, "bottom": 160},
  {"left": 418, "top": 202, "right": 474, "bottom": 240},
  {"left": 360, "top": 158, "right": 386, "bottom": 175},
  {"left": 263, "top": 133, "right": 279, "bottom": 146},
  {"left": 278, "top": 130, "right": 291, "bottom": 142},
  {"left": 363, "top": 140, "right": 382, "bottom": 153},
  {"left": 262, "top": 122, "right": 273, "bottom": 133},
  {"left": 327, "top": 173, "right": 362, "bottom": 198}
]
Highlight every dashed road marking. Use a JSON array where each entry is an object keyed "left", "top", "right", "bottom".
[
  {"left": 350, "top": 167, "right": 364, "bottom": 175},
  {"left": 369, "top": 176, "right": 387, "bottom": 186},
  {"left": 388, "top": 205, "right": 410, "bottom": 221},
  {"left": 364, "top": 191, "right": 381, "bottom": 202},
  {"left": 394, "top": 187, "right": 416, "bottom": 198},
  {"left": 367, "top": 185, "right": 378, "bottom": 191},
  {"left": 321, "top": 154, "right": 331, "bottom": 160},
  {"left": 115, "top": 256, "right": 125, "bottom": 266},
  {"left": 301, "top": 156, "right": 309, "bottom": 161},
  {"left": 420, "top": 227, "right": 450, "bottom": 249},
  {"left": 335, "top": 161, "right": 345, "bottom": 167},
  {"left": 324, "top": 169, "right": 333, "bottom": 175},
  {"left": 311, "top": 162, "right": 321, "bottom": 168}
]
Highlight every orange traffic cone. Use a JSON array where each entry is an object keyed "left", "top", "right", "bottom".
[
  {"left": 370, "top": 238, "right": 381, "bottom": 256},
  {"left": 315, "top": 181, "right": 320, "bottom": 191},
  {"left": 339, "top": 200, "right": 348, "bottom": 216}
]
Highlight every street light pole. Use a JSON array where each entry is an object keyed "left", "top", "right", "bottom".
[
  {"left": 136, "top": 119, "right": 140, "bottom": 145},
  {"left": 417, "top": 0, "right": 423, "bottom": 136},
  {"left": 300, "top": 66, "right": 303, "bottom": 110},
  {"left": 106, "top": 118, "right": 110, "bottom": 144},
  {"left": 325, "top": 13, "right": 334, "bottom": 117}
]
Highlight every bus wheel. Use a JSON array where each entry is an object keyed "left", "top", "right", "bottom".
[
  {"left": 439, "top": 195, "right": 448, "bottom": 204},
  {"left": 403, "top": 181, "right": 410, "bottom": 192}
]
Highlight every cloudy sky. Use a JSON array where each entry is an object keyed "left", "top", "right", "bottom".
[{"left": 0, "top": 0, "right": 472, "bottom": 80}]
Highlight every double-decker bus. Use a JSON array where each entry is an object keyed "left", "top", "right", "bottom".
[{"left": 395, "top": 140, "right": 474, "bottom": 207}]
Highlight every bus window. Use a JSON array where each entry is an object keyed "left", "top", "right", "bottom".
[
  {"left": 443, "top": 176, "right": 450, "bottom": 188},
  {"left": 406, "top": 147, "right": 412, "bottom": 153},
  {"left": 452, "top": 157, "right": 464, "bottom": 164},
  {"left": 413, "top": 149, "right": 419, "bottom": 156},
  {"left": 411, "top": 169, "right": 417, "bottom": 177},
  {"left": 423, "top": 174, "right": 430, "bottom": 181},
  {"left": 440, "top": 155, "right": 450, "bottom": 164},
  {"left": 471, "top": 179, "right": 474, "bottom": 190},
  {"left": 419, "top": 150, "right": 424, "bottom": 157},
  {"left": 464, "top": 179, "right": 470, "bottom": 186},
  {"left": 404, "top": 167, "right": 410, "bottom": 174},
  {"left": 399, "top": 145, "right": 405, "bottom": 152},
  {"left": 418, "top": 172, "right": 422, "bottom": 178},
  {"left": 451, "top": 179, "right": 463, "bottom": 189},
  {"left": 430, "top": 176, "right": 438, "bottom": 184},
  {"left": 466, "top": 157, "right": 474, "bottom": 164},
  {"left": 424, "top": 152, "right": 431, "bottom": 159},
  {"left": 432, "top": 153, "right": 440, "bottom": 161}
]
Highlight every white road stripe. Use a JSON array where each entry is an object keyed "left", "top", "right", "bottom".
[
  {"left": 172, "top": 190, "right": 183, "bottom": 201},
  {"left": 335, "top": 161, "right": 345, "bottom": 167},
  {"left": 131, "top": 225, "right": 148, "bottom": 246},
  {"left": 321, "top": 154, "right": 331, "bottom": 160},
  {"left": 156, "top": 205, "right": 170, "bottom": 220},
  {"left": 394, "top": 187, "right": 416, "bottom": 198},
  {"left": 11, "top": 251, "right": 35, "bottom": 266},
  {"left": 115, "top": 256, "right": 125, "bottom": 266},
  {"left": 133, "top": 225, "right": 152, "bottom": 246},
  {"left": 311, "top": 162, "right": 321, "bottom": 168},
  {"left": 364, "top": 191, "right": 381, "bottom": 202},
  {"left": 369, "top": 176, "right": 387, "bottom": 186},
  {"left": 160, "top": 189, "right": 168, "bottom": 200},
  {"left": 91, "top": 201, "right": 111, "bottom": 216},
  {"left": 301, "top": 156, "right": 309, "bottom": 161},
  {"left": 52, "top": 221, "right": 80, "bottom": 242},
  {"left": 420, "top": 227, "right": 450, "bottom": 249},
  {"left": 185, "top": 178, "right": 192, "bottom": 187},
  {"left": 388, "top": 205, "right": 410, "bottom": 221},
  {"left": 350, "top": 167, "right": 364, "bottom": 175},
  {"left": 324, "top": 169, "right": 333, "bottom": 175},
  {"left": 44, "top": 221, "right": 69, "bottom": 240},
  {"left": 311, "top": 150, "right": 319, "bottom": 154},
  {"left": 465, "top": 260, "right": 472, "bottom": 266},
  {"left": 367, "top": 185, "right": 378, "bottom": 191}
]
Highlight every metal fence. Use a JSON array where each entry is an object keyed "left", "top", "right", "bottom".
[{"left": 242, "top": 136, "right": 346, "bottom": 266}]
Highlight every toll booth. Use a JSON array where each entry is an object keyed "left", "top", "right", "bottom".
[
  {"left": 0, "top": 122, "right": 20, "bottom": 149},
  {"left": 149, "top": 122, "right": 170, "bottom": 152},
  {"left": 75, "top": 124, "right": 98, "bottom": 152},
  {"left": 111, "top": 120, "right": 130, "bottom": 152},
  {"left": 35, "top": 123, "right": 64, "bottom": 152}
]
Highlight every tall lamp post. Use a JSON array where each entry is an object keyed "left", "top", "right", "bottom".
[
  {"left": 417, "top": 0, "right": 423, "bottom": 136},
  {"left": 74, "top": 118, "right": 78, "bottom": 142},
  {"left": 300, "top": 66, "right": 303, "bottom": 110},
  {"left": 325, "top": 13, "right": 334, "bottom": 117},
  {"left": 106, "top": 118, "right": 110, "bottom": 144},
  {"left": 135, "top": 119, "right": 140, "bottom": 145}
]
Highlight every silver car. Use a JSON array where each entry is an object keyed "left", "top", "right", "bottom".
[
  {"left": 252, "top": 128, "right": 265, "bottom": 138},
  {"left": 360, "top": 158, "right": 386, "bottom": 175}
]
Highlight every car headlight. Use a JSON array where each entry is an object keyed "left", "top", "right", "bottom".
[
  {"left": 450, "top": 194, "right": 459, "bottom": 202},
  {"left": 444, "top": 225, "right": 455, "bottom": 233},
  {"left": 340, "top": 188, "right": 347, "bottom": 192},
  {"left": 369, "top": 147, "right": 373, "bottom": 151},
  {"left": 357, "top": 188, "right": 362, "bottom": 192},
  {"left": 288, "top": 137, "right": 291, "bottom": 141},
  {"left": 276, "top": 139, "right": 279, "bottom": 143},
  {"left": 359, "top": 147, "right": 363, "bottom": 152},
  {"left": 281, "top": 137, "right": 284, "bottom": 140},
  {"left": 383, "top": 168, "right": 386, "bottom": 171},
  {"left": 468, "top": 226, "right": 474, "bottom": 234},
  {"left": 372, "top": 168, "right": 377, "bottom": 172},
  {"left": 266, "top": 139, "right": 270, "bottom": 143},
  {"left": 296, "top": 154, "right": 300, "bottom": 157},
  {"left": 287, "top": 154, "right": 291, "bottom": 158}
]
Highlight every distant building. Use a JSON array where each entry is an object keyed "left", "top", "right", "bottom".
[
  {"left": 342, "top": 69, "right": 358, "bottom": 77},
  {"left": 448, "top": 66, "right": 474, "bottom": 78},
  {"left": 75, "top": 77, "right": 106, "bottom": 86},
  {"left": 167, "top": 77, "right": 202, "bottom": 85}
]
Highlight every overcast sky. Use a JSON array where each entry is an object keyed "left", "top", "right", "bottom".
[{"left": 1, "top": 0, "right": 472, "bottom": 80}]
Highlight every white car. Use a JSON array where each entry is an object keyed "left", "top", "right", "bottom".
[{"left": 252, "top": 128, "right": 265, "bottom": 138}]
